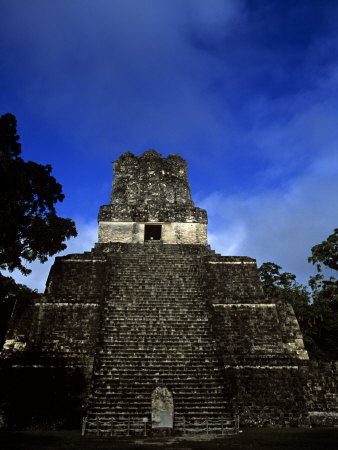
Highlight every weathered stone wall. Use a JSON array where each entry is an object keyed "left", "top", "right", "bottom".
[
  {"left": 205, "top": 257, "right": 309, "bottom": 363},
  {"left": 98, "top": 150, "right": 207, "bottom": 226},
  {"left": 303, "top": 361, "right": 338, "bottom": 426},
  {"left": 110, "top": 150, "right": 193, "bottom": 209},
  {"left": 204, "top": 254, "right": 314, "bottom": 426},
  {"left": 2, "top": 252, "right": 106, "bottom": 382},
  {"left": 98, "top": 221, "right": 207, "bottom": 244},
  {"left": 0, "top": 252, "right": 108, "bottom": 427},
  {"left": 212, "top": 304, "right": 290, "bottom": 365},
  {"left": 228, "top": 366, "right": 309, "bottom": 426},
  {"left": 206, "top": 259, "right": 266, "bottom": 304},
  {"left": 275, "top": 301, "right": 309, "bottom": 360}
]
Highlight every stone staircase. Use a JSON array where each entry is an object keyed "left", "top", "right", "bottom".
[{"left": 85, "top": 244, "right": 231, "bottom": 434}]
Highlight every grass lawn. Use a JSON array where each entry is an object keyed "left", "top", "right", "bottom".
[{"left": 0, "top": 428, "right": 337, "bottom": 450}]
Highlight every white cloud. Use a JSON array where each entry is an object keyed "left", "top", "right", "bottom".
[{"left": 201, "top": 152, "right": 338, "bottom": 285}]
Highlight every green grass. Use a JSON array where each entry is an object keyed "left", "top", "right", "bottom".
[{"left": 0, "top": 428, "right": 337, "bottom": 450}]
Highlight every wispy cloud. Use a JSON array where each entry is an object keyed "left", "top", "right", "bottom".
[{"left": 202, "top": 150, "right": 338, "bottom": 284}]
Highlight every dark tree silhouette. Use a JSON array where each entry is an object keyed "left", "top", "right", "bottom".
[{"left": 0, "top": 113, "right": 77, "bottom": 275}]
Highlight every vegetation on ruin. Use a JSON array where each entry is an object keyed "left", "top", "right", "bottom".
[{"left": 259, "top": 228, "right": 338, "bottom": 360}]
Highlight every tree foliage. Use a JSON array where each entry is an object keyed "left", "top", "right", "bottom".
[
  {"left": 0, "top": 113, "right": 77, "bottom": 274},
  {"left": 307, "top": 229, "right": 338, "bottom": 360},
  {"left": 259, "top": 228, "right": 338, "bottom": 361},
  {"left": 308, "top": 228, "right": 338, "bottom": 272}
]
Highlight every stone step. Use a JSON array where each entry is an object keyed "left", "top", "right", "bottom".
[
  {"left": 87, "top": 247, "right": 232, "bottom": 422},
  {"left": 86, "top": 409, "right": 230, "bottom": 422},
  {"left": 90, "top": 384, "right": 226, "bottom": 392},
  {"left": 94, "top": 356, "right": 219, "bottom": 363},
  {"left": 98, "top": 344, "right": 215, "bottom": 350},
  {"left": 95, "top": 353, "right": 219, "bottom": 359},
  {"left": 94, "top": 359, "right": 221, "bottom": 367},
  {"left": 90, "top": 387, "right": 226, "bottom": 395},
  {"left": 101, "top": 319, "right": 210, "bottom": 324},
  {"left": 92, "top": 376, "right": 224, "bottom": 384},
  {"left": 88, "top": 403, "right": 229, "bottom": 411},
  {"left": 89, "top": 394, "right": 228, "bottom": 403}
]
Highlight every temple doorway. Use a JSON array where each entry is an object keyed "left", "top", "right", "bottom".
[{"left": 144, "top": 224, "right": 162, "bottom": 241}]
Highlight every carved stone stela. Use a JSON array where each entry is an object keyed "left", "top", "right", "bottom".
[
  {"left": 152, "top": 387, "right": 174, "bottom": 429},
  {"left": 1, "top": 150, "right": 337, "bottom": 433}
]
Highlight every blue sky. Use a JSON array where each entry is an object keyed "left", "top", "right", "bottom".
[{"left": 1, "top": 0, "right": 337, "bottom": 291}]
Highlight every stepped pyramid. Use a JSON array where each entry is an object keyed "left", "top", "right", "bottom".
[{"left": 4, "top": 150, "right": 336, "bottom": 432}]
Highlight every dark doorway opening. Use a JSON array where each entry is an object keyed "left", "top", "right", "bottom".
[{"left": 144, "top": 224, "right": 162, "bottom": 241}]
